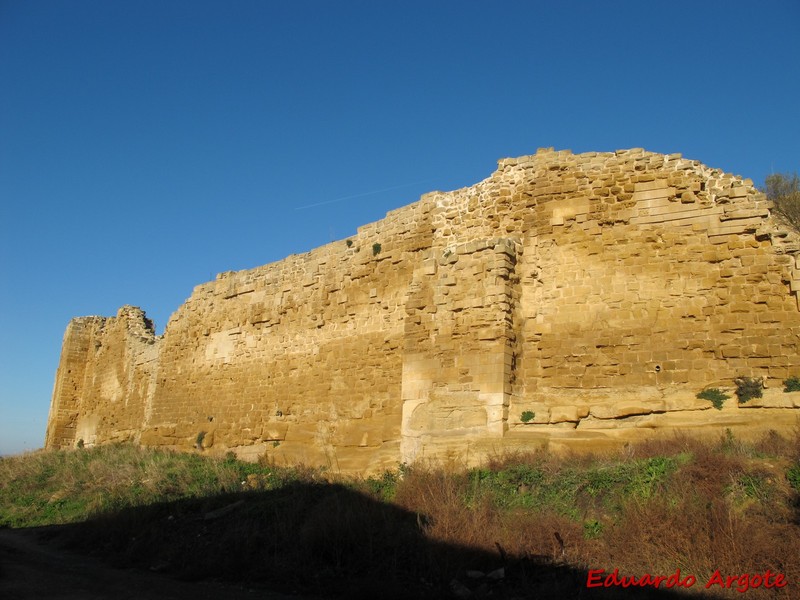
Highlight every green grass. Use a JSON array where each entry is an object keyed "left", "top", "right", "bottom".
[
  {"left": 788, "top": 463, "right": 800, "bottom": 492},
  {"left": 460, "top": 454, "right": 686, "bottom": 520},
  {"left": 0, "top": 443, "right": 300, "bottom": 528},
  {"left": 1, "top": 434, "right": 799, "bottom": 598}
]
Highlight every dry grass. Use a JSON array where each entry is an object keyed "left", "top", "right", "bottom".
[
  {"left": 390, "top": 430, "right": 800, "bottom": 598},
  {"left": 2, "top": 430, "right": 799, "bottom": 598}
]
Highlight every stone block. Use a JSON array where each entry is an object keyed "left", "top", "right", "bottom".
[{"left": 549, "top": 405, "right": 589, "bottom": 423}]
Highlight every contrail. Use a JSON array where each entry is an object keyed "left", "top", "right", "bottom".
[{"left": 294, "top": 180, "right": 432, "bottom": 210}]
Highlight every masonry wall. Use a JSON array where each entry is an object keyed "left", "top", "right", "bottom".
[
  {"left": 45, "top": 308, "right": 159, "bottom": 449},
  {"left": 47, "top": 149, "right": 800, "bottom": 471}
]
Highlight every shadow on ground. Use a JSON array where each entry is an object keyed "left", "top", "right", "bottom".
[{"left": 4, "top": 482, "right": 723, "bottom": 599}]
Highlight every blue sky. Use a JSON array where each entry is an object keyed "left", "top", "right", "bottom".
[{"left": 1, "top": 1, "right": 798, "bottom": 455}]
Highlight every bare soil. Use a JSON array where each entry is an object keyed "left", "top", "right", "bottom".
[{"left": 0, "top": 527, "right": 310, "bottom": 600}]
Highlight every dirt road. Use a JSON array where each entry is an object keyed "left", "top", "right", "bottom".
[{"left": 0, "top": 527, "right": 309, "bottom": 600}]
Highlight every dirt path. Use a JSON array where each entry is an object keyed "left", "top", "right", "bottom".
[{"left": 0, "top": 527, "right": 311, "bottom": 600}]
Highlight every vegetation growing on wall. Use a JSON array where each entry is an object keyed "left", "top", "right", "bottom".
[
  {"left": 735, "top": 377, "right": 763, "bottom": 403},
  {"left": 696, "top": 388, "right": 729, "bottom": 410},
  {"left": 783, "top": 376, "right": 800, "bottom": 392}
]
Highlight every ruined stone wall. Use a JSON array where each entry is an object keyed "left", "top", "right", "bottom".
[
  {"left": 137, "top": 197, "right": 435, "bottom": 472},
  {"left": 45, "top": 307, "right": 158, "bottom": 449},
  {"left": 47, "top": 149, "right": 800, "bottom": 471}
]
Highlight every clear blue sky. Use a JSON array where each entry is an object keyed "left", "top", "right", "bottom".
[{"left": 1, "top": 1, "right": 798, "bottom": 455}]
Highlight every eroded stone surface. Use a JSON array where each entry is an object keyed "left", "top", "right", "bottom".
[{"left": 46, "top": 149, "right": 800, "bottom": 472}]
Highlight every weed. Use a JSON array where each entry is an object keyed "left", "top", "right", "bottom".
[
  {"left": 784, "top": 376, "right": 800, "bottom": 392},
  {"left": 721, "top": 428, "right": 737, "bottom": 452},
  {"left": 627, "top": 456, "right": 679, "bottom": 500},
  {"left": 346, "top": 239, "right": 353, "bottom": 248},
  {"left": 726, "top": 471, "right": 774, "bottom": 508},
  {"left": 788, "top": 464, "right": 800, "bottom": 492},
  {"left": 734, "top": 377, "right": 763, "bottom": 403},
  {"left": 520, "top": 410, "right": 535, "bottom": 423},
  {"left": 697, "top": 388, "right": 729, "bottom": 410},
  {"left": 583, "top": 519, "right": 604, "bottom": 539},
  {"left": 364, "top": 469, "right": 400, "bottom": 501},
  {"left": 372, "top": 242, "right": 381, "bottom": 256},
  {"left": 584, "top": 466, "right": 621, "bottom": 497},
  {"left": 195, "top": 431, "right": 206, "bottom": 449}
]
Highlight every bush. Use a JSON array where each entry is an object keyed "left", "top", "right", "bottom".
[
  {"left": 734, "top": 377, "right": 763, "bottom": 403},
  {"left": 372, "top": 242, "right": 382, "bottom": 256},
  {"left": 783, "top": 377, "right": 800, "bottom": 392},
  {"left": 364, "top": 469, "right": 400, "bottom": 501},
  {"left": 697, "top": 388, "right": 729, "bottom": 410},
  {"left": 520, "top": 411, "right": 535, "bottom": 423}
]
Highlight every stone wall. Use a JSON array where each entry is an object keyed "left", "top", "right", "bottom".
[{"left": 46, "top": 149, "right": 800, "bottom": 471}]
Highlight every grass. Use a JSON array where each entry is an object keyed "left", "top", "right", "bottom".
[
  {"left": 0, "top": 443, "right": 301, "bottom": 528},
  {"left": 1, "top": 433, "right": 799, "bottom": 598}
]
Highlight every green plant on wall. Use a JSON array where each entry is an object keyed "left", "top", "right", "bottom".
[
  {"left": 735, "top": 377, "right": 763, "bottom": 403},
  {"left": 372, "top": 242, "right": 382, "bottom": 256},
  {"left": 195, "top": 431, "right": 206, "bottom": 449},
  {"left": 520, "top": 411, "right": 535, "bottom": 423},
  {"left": 783, "top": 377, "right": 800, "bottom": 392},
  {"left": 346, "top": 239, "right": 353, "bottom": 248},
  {"left": 697, "top": 388, "right": 729, "bottom": 410}
]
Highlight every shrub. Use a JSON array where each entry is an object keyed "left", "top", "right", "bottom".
[
  {"left": 364, "top": 469, "right": 400, "bottom": 501},
  {"left": 520, "top": 411, "right": 535, "bottom": 423},
  {"left": 345, "top": 239, "right": 353, "bottom": 248},
  {"left": 783, "top": 377, "right": 800, "bottom": 392},
  {"left": 372, "top": 242, "right": 382, "bottom": 256},
  {"left": 765, "top": 172, "right": 800, "bottom": 232},
  {"left": 697, "top": 388, "right": 728, "bottom": 410},
  {"left": 734, "top": 377, "right": 763, "bottom": 403}
]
